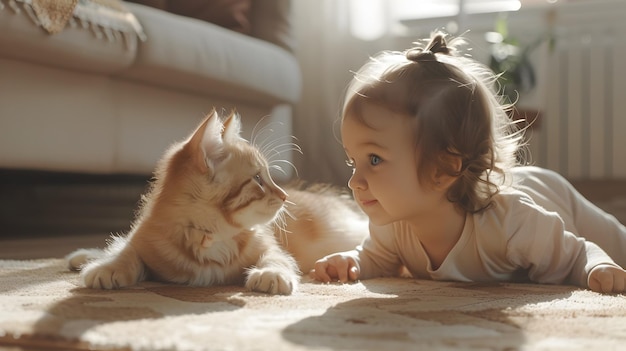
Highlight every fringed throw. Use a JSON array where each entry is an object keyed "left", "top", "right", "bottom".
[{"left": 1, "top": 0, "right": 146, "bottom": 47}]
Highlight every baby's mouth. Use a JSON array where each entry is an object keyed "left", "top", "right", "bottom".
[{"left": 360, "top": 198, "right": 378, "bottom": 207}]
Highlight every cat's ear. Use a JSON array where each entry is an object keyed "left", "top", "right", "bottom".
[
  {"left": 187, "top": 109, "right": 225, "bottom": 173},
  {"left": 222, "top": 110, "right": 243, "bottom": 143}
]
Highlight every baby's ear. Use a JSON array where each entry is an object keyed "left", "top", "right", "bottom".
[
  {"left": 187, "top": 109, "right": 225, "bottom": 173},
  {"left": 431, "top": 151, "right": 462, "bottom": 190}
]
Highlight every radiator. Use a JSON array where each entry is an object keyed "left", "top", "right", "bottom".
[{"left": 531, "top": 12, "right": 626, "bottom": 179}]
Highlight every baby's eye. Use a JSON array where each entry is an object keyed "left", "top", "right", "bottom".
[
  {"left": 369, "top": 155, "right": 382, "bottom": 166},
  {"left": 345, "top": 159, "right": 355, "bottom": 168}
]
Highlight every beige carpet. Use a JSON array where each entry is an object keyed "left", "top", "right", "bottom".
[{"left": 1, "top": 259, "right": 626, "bottom": 350}]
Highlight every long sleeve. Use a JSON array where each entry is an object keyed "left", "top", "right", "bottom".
[
  {"left": 504, "top": 191, "right": 619, "bottom": 287},
  {"left": 512, "top": 166, "right": 626, "bottom": 269},
  {"left": 356, "top": 222, "right": 404, "bottom": 279}
]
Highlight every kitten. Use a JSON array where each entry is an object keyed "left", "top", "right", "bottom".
[{"left": 67, "top": 109, "right": 367, "bottom": 295}]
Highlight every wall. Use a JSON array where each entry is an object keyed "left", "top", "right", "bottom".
[{"left": 399, "top": 0, "right": 626, "bottom": 180}]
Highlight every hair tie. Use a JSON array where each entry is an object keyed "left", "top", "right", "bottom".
[{"left": 406, "top": 49, "right": 436, "bottom": 62}]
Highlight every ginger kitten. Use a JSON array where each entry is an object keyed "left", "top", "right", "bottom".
[{"left": 67, "top": 110, "right": 367, "bottom": 295}]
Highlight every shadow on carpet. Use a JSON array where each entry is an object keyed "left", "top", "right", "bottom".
[{"left": 1, "top": 259, "right": 625, "bottom": 351}]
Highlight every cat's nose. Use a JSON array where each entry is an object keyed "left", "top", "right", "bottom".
[
  {"left": 276, "top": 187, "right": 288, "bottom": 202},
  {"left": 268, "top": 178, "right": 288, "bottom": 201}
]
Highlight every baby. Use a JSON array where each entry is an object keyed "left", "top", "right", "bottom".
[{"left": 312, "top": 31, "right": 626, "bottom": 294}]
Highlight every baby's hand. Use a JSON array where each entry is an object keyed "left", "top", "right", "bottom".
[
  {"left": 312, "top": 252, "right": 359, "bottom": 283},
  {"left": 588, "top": 264, "right": 626, "bottom": 293}
]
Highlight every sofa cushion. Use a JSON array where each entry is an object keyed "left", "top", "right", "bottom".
[{"left": 120, "top": 2, "right": 301, "bottom": 107}]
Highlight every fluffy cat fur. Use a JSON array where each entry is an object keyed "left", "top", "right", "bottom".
[{"left": 67, "top": 110, "right": 367, "bottom": 295}]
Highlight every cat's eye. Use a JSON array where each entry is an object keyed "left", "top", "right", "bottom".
[
  {"left": 254, "top": 173, "right": 263, "bottom": 186},
  {"left": 369, "top": 154, "right": 382, "bottom": 166}
]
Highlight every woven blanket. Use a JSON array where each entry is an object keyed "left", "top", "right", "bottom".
[
  {"left": 1, "top": 0, "right": 145, "bottom": 40},
  {"left": 1, "top": 259, "right": 625, "bottom": 350}
]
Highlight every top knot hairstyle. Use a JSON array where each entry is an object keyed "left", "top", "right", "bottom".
[
  {"left": 342, "top": 31, "right": 525, "bottom": 213},
  {"left": 405, "top": 33, "right": 451, "bottom": 62}
]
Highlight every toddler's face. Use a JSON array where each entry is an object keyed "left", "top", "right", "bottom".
[{"left": 341, "top": 103, "right": 443, "bottom": 225}]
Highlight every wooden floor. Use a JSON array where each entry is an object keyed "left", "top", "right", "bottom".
[
  {"left": 0, "top": 170, "right": 145, "bottom": 259},
  {"left": 0, "top": 233, "right": 111, "bottom": 260}
]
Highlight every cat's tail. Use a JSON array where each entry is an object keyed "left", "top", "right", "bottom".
[{"left": 66, "top": 248, "right": 106, "bottom": 271}]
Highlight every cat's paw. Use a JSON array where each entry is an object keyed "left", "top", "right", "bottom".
[
  {"left": 80, "top": 261, "right": 141, "bottom": 289},
  {"left": 66, "top": 248, "right": 105, "bottom": 271},
  {"left": 245, "top": 267, "right": 299, "bottom": 295}
]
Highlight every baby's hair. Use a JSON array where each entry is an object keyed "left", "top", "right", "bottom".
[{"left": 342, "top": 31, "right": 525, "bottom": 213}]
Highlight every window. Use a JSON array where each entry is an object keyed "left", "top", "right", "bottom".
[{"left": 349, "top": 0, "right": 558, "bottom": 40}]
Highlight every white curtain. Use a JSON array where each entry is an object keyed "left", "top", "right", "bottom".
[{"left": 291, "top": 1, "right": 406, "bottom": 187}]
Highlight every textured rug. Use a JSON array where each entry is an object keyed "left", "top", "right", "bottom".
[{"left": 1, "top": 259, "right": 626, "bottom": 351}]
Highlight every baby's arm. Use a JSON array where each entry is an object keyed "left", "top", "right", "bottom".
[
  {"left": 588, "top": 264, "right": 626, "bottom": 293},
  {"left": 508, "top": 192, "right": 626, "bottom": 293},
  {"left": 313, "top": 250, "right": 360, "bottom": 283},
  {"left": 506, "top": 191, "right": 625, "bottom": 293},
  {"left": 312, "top": 222, "right": 404, "bottom": 283}
]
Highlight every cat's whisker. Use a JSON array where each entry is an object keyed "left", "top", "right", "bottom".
[
  {"left": 256, "top": 132, "right": 300, "bottom": 157},
  {"left": 250, "top": 115, "right": 273, "bottom": 146},
  {"left": 259, "top": 139, "right": 293, "bottom": 159},
  {"left": 254, "top": 128, "right": 276, "bottom": 150},
  {"left": 259, "top": 137, "right": 302, "bottom": 178},
  {"left": 270, "top": 165, "right": 288, "bottom": 176},
  {"left": 272, "top": 211, "right": 291, "bottom": 246},
  {"left": 263, "top": 143, "right": 302, "bottom": 166},
  {"left": 269, "top": 160, "right": 299, "bottom": 178},
  {"left": 266, "top": 143, "right": 303, "bottom": 159},
  {"left": 268, "top": 136, "right": 301, "bottom": 152},
  {"left": 281, "top": 207, "right": 297, "bottom": 221},
  {"left": 266, "top": 149, "right": 301, "bottom": 165},
  {"left": 277, "top": 213, "right": 289, "bottom": 232},
  {"left": 265, "top": 152, "right": 297, "bottom": 172},
  {"left": 251, "top": 119, "right": 288, "bottom": 151}
]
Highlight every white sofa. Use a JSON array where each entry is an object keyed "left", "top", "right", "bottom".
[{"left": 0, "top": 0, "right": 301, "bottom": 180}]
